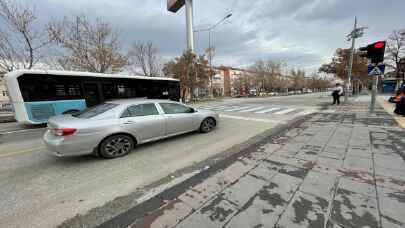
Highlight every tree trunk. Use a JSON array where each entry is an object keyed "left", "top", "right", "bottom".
[{"left": 182, "top": 88, "right": 187, "bottom": 103}]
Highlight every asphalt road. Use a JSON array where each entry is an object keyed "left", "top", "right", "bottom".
[{"left": 0, "top": 93, "right": 331, "bottom": 228}]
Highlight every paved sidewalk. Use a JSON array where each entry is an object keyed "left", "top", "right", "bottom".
[{"left": 127, "top": 102, "right": 405, "bottom": 228}]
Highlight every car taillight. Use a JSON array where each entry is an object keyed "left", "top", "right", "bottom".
[{"left": 52, "top": 128, "right": 77, "bottom": 136}]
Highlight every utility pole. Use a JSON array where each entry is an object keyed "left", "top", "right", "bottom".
[
  {"left": 185, "top": 0, "right": 194, "bottom": 52},
  {"left": 194, "top": 13, "right": 232, "bottom": 98},
  {"left": 345, "top": 17, "right": 367, "bottom": 102},
  {"left": 345, "top": 17, "right": 357, "bottom": 102}
]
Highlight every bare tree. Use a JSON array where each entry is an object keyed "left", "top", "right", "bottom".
[
  {"left": 162, "top": 51, "right": 209, "bottom": 102},
  {"left": 128, "top": 41, "right": 161, "bottom": 76},
  {"left": 0, "top": 0, "right": 50, "bottom": 74},
  {"left": 48, "top": 15, "right": 127, "bottom": 73},
  {"left": 386, "top": 29, "right": 405, "bottom": 82}
]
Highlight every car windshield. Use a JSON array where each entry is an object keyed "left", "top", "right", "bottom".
[{"left": 76, "top": 103, "right": 118, "bottom": 119}]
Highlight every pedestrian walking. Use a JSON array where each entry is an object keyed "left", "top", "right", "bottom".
[{"left": 332, "top": 83, "right": 344, "bottom": 105}]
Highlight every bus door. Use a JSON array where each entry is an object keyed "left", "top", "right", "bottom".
[{"left": 83, "top": 82, "right": 101, "bottom": 107}]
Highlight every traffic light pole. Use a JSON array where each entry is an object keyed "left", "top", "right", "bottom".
[
  {"left": 369, "top": 73, "right": 377, "bottom": 115},
  {"left": 345, "top": 17, "right": 357, "bottom": 103}
]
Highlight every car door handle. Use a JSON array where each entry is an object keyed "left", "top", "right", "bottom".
[{"left": 123, "top": 121, "right": 135, "bottom": 124}]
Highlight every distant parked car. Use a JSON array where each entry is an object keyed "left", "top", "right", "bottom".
[{"left": 44, "top": 99, "right": 219, "bottom": 158}]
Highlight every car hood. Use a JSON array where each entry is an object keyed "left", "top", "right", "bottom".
[{"left": 195, "top": 108, "right": 219, "bottom": 117}]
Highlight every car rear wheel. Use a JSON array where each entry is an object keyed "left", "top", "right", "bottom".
[
  {"left": 99, "top": 135, "right": 134, "bottom": 158},
  {"left": 200, "top": 118, "right": 216, "bottom": 133}
]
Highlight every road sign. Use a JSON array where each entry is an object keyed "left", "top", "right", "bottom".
[{"left": 368, "top": 64, "right": 385, "bottom": 76}]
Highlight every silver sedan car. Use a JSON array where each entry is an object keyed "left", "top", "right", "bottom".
[{"left": 43, "top": 99, "right": 219, "bottom": 158}]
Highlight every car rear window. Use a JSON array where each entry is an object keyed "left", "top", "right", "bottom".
[{"left": 76, "top": 103, "right": 118, "bottom": 119}]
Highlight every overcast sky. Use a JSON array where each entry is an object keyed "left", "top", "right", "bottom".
[{"left": 18, "top": 0, "right": 405, "bottom": 72}]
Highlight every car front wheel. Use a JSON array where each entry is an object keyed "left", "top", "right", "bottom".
[
  {"left": 99, "top": 134, "right": 134, "bottom": 158},
  {"left": 200, "top": 118, "right": 216, "bottom": 133}
]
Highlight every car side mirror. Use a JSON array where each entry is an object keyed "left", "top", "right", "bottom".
[{"left": 189, "top": 108, "right": 196, "bottom": 113}]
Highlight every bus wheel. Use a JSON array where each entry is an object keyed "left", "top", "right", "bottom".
[{"left": 99, "top": 134, "right": 134, "bottom": 158}]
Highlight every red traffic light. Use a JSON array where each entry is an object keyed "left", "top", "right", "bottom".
[{"left": 374, "top": 42, "right": 384, "bottom": 49}]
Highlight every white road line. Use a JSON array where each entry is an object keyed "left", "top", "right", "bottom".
[
  {"left": 212, "top": 106, "right": 236, "bottom": 110},
  {"left": 273, "top": 108, "right": 297, "bottom": 115},
  {"left": 220, "top": 114, "right": 286, "bottom": 124},
  {"left": 254, "top": 107, "right": 282, "bottom": 114},
  {"left": 201, "top": 105, "right": 225, "bottom": 110},
  {"left": 224, "top": 106, "right": 252, "bottom": 112},
  {"left": 295, "top": 110, "right": 315, "bottom": 116},
  {"left": 238, "top": 106, "right": 267, "bottom": 113}
]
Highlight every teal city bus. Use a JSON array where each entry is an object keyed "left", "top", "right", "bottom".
[{"left": 5, "top": 70, "right": 180, "bottom": 124}]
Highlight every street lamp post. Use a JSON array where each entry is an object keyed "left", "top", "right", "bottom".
[
  {"left": 345, "top": 17, "right": 367, "bottom": 102},
  {"left": 194, "top": 13, "right": 232, "bottom": 98}
]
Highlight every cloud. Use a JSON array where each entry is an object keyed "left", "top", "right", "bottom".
[{"left": 12, "top": 0, "right": 405, "bottom": 73}]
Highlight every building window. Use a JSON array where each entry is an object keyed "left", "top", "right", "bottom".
[{"left": 2, "top": 90, "right": 7, "bottom": 97}]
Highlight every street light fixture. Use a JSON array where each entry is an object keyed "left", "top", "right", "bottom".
[{"left": 194, "top": 13, "right": 233, "bottom": 97}]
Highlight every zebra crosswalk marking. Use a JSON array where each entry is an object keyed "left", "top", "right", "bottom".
[
  {"left": 295, "top": 110, "right": 315, "bottom": 116},
  {"left": 224, "top": 106, "right": 252, "bottom": 112},
  {"left": 238, "top": 106, "right": 266, "bottom": 112},
  {"left": 273, "top": 108, "right": 297, "bottom": 115},
  {"left": 212, "top": 106, "right": 236, "bottom": 110},
  {"left": 254, "top": 107, "right": 282, "bottom": 114}
]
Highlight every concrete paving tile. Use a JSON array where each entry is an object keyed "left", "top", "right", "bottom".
[
  {"left": 312, "top": 163, "right": 343, "bottom": 177},
  {"left": 375, "top": 166, "right": 405, "bottom": 184},
  {"left": 259, "top": 143, "right": 282, "bottom": 156},
  {"left": 372, "top": 144, "right": 396, "bottom": 155},
  {"left": 381, "top": 216, "right": 404, "bottom": 228},
  {"left": 346, "top": 147, "right": 372, "bottom": 159},
  {"left": 374, "top": 154, "right": 405, "bottom": 171},
  {"left": 282, "top": 143, "right": 305, "bottom": 153},
  {"left": 266, "top": 155, "right": 310, "bottom": 169},
  {"left": 178, "top": 175, "right": 228, "bottom": 209},
  {"left": 276, "top": 191, "right": 329, "bottom": 228},
  {"left": 178, "top": 161, "right": 252, "bottom": 209},
  {"left": 349, "top": 139, "right": 370, "bottom": 148},
  {"left": 293, "top": 135, "right": 313, "bottom": 143},
  {"left": 377, "top": 186, "right": 405, "bottom": 225},
  {"left": 331, "top": 188, "right": 380, "bottom": 228},
  {"left": 317, "top": 156, "right": 344, "bottom": 169},
  {"left": 224, "top": 183, "right": 288, "bottom": 228},
  {"left": 338, "top": 177, "right": 376, "bottom": 197},
  {"left": 295, "top": 152, "right": 318, "bottom": 162},
  {"left": 249, "top": 160, "right": 282, "bottom": 182},
  {"left": 322, "top": 146, "right": 347, "bottom": 159},
  {"left": 217, "top": 160, "right": 256, "bottom": 185},
  {"left": 273, "top": 148, "right": 299, "bottom": 157},
  {"left": 278, "top": 164, "right": 309, "bottom": 179},
  {"left": 176, "top": 196, "right": 238, "bottom": 228},
  {"left": 343, "top": 156, "right": 373, "bottom": 173},
  {"left": 244, "top": 151, "right": 269, "bottom": 163},
  {"left": 321, "top": 151, "right": 346, "bottom": 160},
  {"left": 137, "top": 199, "right": 194, "bottom": 228},
  {"left": 299, "top": 171, "right": 337, "bottom": 200},
  {"left": 222, "top": 174, "right": 268, "bottom": 208},
  {"left": 267, "top": 173, "right": 303, "bottom": 202},
  {"left": 301, "top": 144, "right": 323, "bottom": 154}
]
